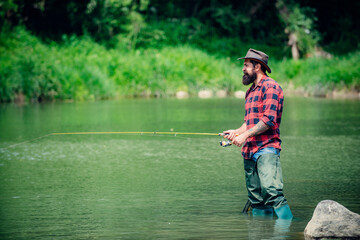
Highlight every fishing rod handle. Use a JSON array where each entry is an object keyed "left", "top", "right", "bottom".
[{"left": 218, "top": 132, "right": 229, "bottom": 136}]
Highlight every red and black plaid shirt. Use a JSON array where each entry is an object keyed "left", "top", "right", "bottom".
[{"left": 242, "top": 75, "right": 284, "bottom": 159}]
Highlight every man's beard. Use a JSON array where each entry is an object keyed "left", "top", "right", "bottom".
[{"left": 242, "top": 71, "right": 257, "bottom": 85}]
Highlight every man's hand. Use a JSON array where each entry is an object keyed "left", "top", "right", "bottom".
[
  {"left": 222, "top": 120, "right": 271, "bottom": 148},
  {"left": 232, "top": 132, "right": 250, "bottom": 147},
  {"left": 223, "top": 129, "right": 238, "bottom": 141}
]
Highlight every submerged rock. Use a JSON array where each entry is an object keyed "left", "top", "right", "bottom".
[{"left": 304, "top": 200, "right": 360, "bottom": 239}]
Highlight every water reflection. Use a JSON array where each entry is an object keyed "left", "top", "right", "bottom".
[
  {"left": 243, "top": 213, "right": 292, "bottom": 239},
  {"left": 274, "top": 218, "right": 292, "bottom": 238}
]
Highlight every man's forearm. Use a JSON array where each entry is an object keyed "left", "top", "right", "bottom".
[
  {"left": 231, "top": 120, "right": 271, "bottom": 147},
  {"left": 235, "top": 122, "right": 247, "bottom": 135},
  {"left": 246, "top": 120, "right": 270, "bottom": 137},
  {"left": 230, "top": 121, "right": 269, "bottom": 147}
]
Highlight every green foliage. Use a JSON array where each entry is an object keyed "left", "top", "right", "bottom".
[
  {"left": 1, "top": 26, "right": 359, "bottom": 103},
  {"left": 111, "top": 18, "right": 287, "bottom": 61},
  {"left": 0, "top": 27, "right": 247, "bottom": 102},
  {"left": 107, "top": 45, "right": 245, "bottom": 97},
  {"left": 2, "top": 0, "right": 358, "bottom": 57},
  {"left": 0, "top": 28, "right": 117, "bottom": 102},
  {"left": 0, "top": 0, "right": 18, "bottom": 28},
  {"left": 211, "top": 4, "right": 249, "bottom": 37},
  {"left": 84, "top": 0, "right": 149, "bottom": 42},
  {"left": 276, "top": 0, "right": 320, "bottom": 57},
  {"left": 272, "top": 52, "right": 360, "bottom": 89}
]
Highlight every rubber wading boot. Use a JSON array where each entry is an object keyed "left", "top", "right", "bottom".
[
  {"left": 274, "top": 204, "right": 293, "bottom": 219},
  {"left": 252, "top": 207, "right": 274, "bottom": 216}
]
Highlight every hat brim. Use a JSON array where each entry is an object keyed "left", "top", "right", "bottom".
[{"left": 237, "top": 57, "right": 271, "bottom": 73}]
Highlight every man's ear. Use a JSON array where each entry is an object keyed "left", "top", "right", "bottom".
[{"left": 254, "top": 63, "right": 261, "bottom": 72}]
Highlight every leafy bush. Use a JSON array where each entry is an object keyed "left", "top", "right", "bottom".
[
  {"left": 1, "top": 27, "right": 359, "bottom": 103},
  {"left": 0, "top": 27, "right": 246, "bottom": 102},
  {"left": 271, "top": 52, "right": 360, "bottom": 89}
]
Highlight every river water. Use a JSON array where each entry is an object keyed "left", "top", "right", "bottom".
[{"left": 0, "top": 97, "right": 359, "bottom": 239}]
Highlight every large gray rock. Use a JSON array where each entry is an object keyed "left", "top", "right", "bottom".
[{"left": 304, "top": 200, "right": 360, "bottom": 239}]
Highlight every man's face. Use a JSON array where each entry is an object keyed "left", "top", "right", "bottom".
[{"left": 242, "top": 60, "right": 257, "bottom": 85}]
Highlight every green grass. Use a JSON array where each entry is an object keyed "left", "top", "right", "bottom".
[{"left": 0, "top": 27, "right": 359, "bottom": 102}]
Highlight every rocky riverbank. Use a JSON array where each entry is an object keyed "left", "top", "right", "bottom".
[{"left": 174, "top": 88, "right": 360, "bottom": 99}]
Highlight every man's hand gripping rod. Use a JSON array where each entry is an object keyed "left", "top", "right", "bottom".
[{"left": 218, "top": 132, "right": 238, "bottom": 147}]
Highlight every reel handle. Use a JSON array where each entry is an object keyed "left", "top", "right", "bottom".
[{"left": 218, "top": 132, "right": 238, "bottom": 147}]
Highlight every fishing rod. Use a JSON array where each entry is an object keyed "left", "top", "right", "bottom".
[
  {"left": 53, "top": 131, "right": 236, "bottom": 147},
  {"left": 51, "top": 131, "right": 219, "bottom": 136},
  {"left": 2, "top": 131, "right": 233, "bottom": 149}
]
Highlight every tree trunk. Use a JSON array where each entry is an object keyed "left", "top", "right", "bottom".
[{"left": 288, "top": 32, "right": 299, "bottom": 60}]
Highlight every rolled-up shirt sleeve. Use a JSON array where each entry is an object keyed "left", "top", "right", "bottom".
[{"left": 261, "top": 85, "right": 280, "bottom": 127}]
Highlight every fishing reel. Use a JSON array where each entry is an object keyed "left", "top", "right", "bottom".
[{"left": 218, "top": 133, "right": 233, "bottom": 147}]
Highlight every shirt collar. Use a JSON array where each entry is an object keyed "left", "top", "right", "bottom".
[{"left": 250, "top": 74, "right": 267, "bottom": 91}]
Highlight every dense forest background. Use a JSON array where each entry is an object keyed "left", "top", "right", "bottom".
[{"left": 0, "top": 0, "right": 359, "bottom": 102}]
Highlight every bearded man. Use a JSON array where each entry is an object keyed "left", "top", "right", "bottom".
[{"left": 223, "top": 49, "right": 293, "bottom": 219}]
